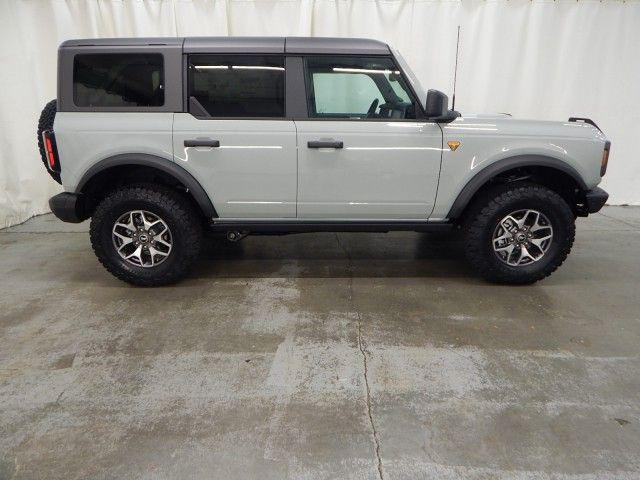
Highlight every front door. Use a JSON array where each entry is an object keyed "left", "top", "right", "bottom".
[
  {"left": 173, "top": 54, "right": 297, "bottom": 219},
  {"left": 296, "top": 55, "right": 443, "bottom": 220}
]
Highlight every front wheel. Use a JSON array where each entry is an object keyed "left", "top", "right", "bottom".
[
  {"left": 463, "top": 184, "right": 575, "bottom": 284},
  {"left": 90, "top": 185, "right": 203, "bottom": 286}
]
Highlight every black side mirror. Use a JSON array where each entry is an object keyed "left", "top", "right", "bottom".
[
  {"left": 424, "top": 89, "right": 459, "bottom": 123},
  {"left": 425, "top": 89, "right": 448, "bottom": 117}
]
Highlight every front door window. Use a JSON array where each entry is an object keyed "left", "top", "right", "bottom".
[{"left": 305, "top": 56, "right": 417, "bottom": 120}]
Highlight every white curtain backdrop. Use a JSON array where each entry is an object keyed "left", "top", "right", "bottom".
[{"left": 1, "top": 0, "right": 639, "bottom": 228}]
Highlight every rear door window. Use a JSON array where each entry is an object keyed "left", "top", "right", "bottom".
[
  {"left": 73, "top": 53, "right": 164, "bottom": 107},
  {"left": 188, "top": 55, "right": 285, "bottom": 118}
]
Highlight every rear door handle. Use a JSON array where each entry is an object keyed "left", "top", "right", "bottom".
[
  {"left": 308, "top": 140, "right": 343, "bottom": 149},
  {"left": 184, "top": 139, "right": 220, "bottom": 148}
]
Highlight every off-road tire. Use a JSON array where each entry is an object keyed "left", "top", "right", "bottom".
[
  {"left": 90, "top": 185, "right": 203, "bottom": 286},
  {"left": 37, "top": 99, "right": 60, "bottom": 183},
  {"left": 464, "top": 183, "right": 575, "bottom": 284}
]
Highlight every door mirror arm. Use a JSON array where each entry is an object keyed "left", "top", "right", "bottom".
[{"left": 430, "top": 110, "right": 460, "bottom": 124}]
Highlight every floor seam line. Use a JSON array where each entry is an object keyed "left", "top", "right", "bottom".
[
  {"left": 335, "top": 232, "right": 384, "bottom": 480},
  {"left": 357, "top": 313, "right": 384, "bottom": 480}
]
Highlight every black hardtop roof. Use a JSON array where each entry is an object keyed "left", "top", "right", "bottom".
[{"left": 60, "top": 36, "right": 391, "bottom": 55}]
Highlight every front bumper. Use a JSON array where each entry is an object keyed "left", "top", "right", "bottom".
[
  {"left": 49, "top": 192, "right": 88, "bottom": 223},
  {"left": 581, "top": 187, "right": 609, "bottom": 215}
]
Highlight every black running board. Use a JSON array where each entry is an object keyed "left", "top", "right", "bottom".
[{"left": 208, "top": 220, "right": 453, "bottom": 234}]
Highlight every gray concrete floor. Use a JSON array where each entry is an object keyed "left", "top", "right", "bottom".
[{"left": 1, "top": 207, "right": 640, "bottom": 479}]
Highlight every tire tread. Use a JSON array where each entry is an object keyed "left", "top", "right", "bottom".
[
  {"left": 90, "top": 184, "right": 202, "bottom": 286},
  {"left": 464, "top": 183, "right": 575, "bottom": 284}
]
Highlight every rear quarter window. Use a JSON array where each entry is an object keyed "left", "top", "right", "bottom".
[{"left": 73, "top": 53, "right": 164, "bottom": 108}]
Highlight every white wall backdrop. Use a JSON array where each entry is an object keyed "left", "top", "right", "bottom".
[{"left": 1, "top": 0, "right": 639, "bottom": 227}]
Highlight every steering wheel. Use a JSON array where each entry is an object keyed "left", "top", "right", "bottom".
[{"left": 366, "top": 98, "right": 379, "bottom": 118}]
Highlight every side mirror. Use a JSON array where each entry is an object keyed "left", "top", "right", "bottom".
[
  {"left": 425, "top": 89, "right": 448, "bottom": 118},
  {"left": 424, "top": 89, "right": 459, "bottom": 123}
]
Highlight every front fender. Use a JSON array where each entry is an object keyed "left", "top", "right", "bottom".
[{"left": 429, "top": 116, "right": 605, "bottom": 220}]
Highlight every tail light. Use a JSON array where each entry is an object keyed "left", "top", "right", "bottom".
[
  {"left": 600, "top": 141, "right": 611, "bottom": 177},
  {"left": 42, "top": 130, "right": 60, "bottom": 173}
]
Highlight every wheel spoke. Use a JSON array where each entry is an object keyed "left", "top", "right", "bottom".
[
  {"left": 151, "top": 225, "right": 168, "bottom": 238},
  {"left": 114, "top": 222, "right": 132, "bottom": 232},
  {"left": 495, "top": 243, "right": 515, "bottom": 263},
  {"left": 130, "top": 211, "right": 142, "bottom": 228},
  {"left": 530, "top": 233, "right": 552, "bottom": 249},
  {"left": 140, "top": 212, "right": 156, "bottom": 231},
  {"left": 154, "top": 237, "right": 172, "bottom": 249},
  {"left": 113, "top": 232, "right": 133, "bottom": 251},
  {"left": 500, "top": 215, "right": 519, "bottom": 234},
  {"left": 149, "top": 246, "right": 169, "bottom": 258},
  {"left": 521, "top": 209, "right": 538, "bottom": 229},
  {"left": 516, "top": 245, "right": 534, "bottom": 265},
  {"left": 493, "top": 231, "right": 511, "bottom": 248},
  {"left": 125, "top": 245, "right": 143, "bottom": 263},
  {"left": 115, "top": 211, "right": 136, "bottom": 232},
  {"left": 531, "top": 214, "right": 549, "bottom": 232},
  {"left": 113, "top": 230, "right": 131, "bottom": 242},
  {"left": 147, "top": 219, "right": 163, "bottom": 230}
]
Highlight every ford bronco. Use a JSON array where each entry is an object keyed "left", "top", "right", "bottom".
[{"left": 38, "top": 37, "right": 610, "bottom": 286}]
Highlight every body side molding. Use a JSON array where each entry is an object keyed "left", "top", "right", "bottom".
[
  {"left": 76, "top": 153, "right": 217, "bottom": 218},
  {"left": 446, "top": 155, "right": 588, "bottom": 220}
]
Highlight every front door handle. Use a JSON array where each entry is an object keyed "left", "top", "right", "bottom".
[
  {"left": 308, "top": 140, "right": 343, "bottom": 149},
  {"left": 184, "top": 139, "right": 220, "bottom": 148}
]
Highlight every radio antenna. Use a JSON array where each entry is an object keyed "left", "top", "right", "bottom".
[{"left": 451, "top": 25, "right": 461, "bottom": 111}]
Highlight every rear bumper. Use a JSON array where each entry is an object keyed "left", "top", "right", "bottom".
[
  {"left": 49, "top": 192, "right": 87, "bottom": 223},
  {"left": 581, "top": 187, "right": 609, "bottom": 214}
]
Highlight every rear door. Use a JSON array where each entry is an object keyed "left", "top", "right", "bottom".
[
  {"left": 173, "top": 54, "right": 297, "bottom": 218},
  {"left": 295, "top": 55, "right": 443, "bottom": 220}
]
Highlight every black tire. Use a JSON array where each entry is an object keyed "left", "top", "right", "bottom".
[
  {"left": 463, "top": 183, "right": 575, "bottom": 284},
  {"left": 37, "top": 99, "right": 60, "bottom": 183},
  {"left": 90, "top": 185, "right": 203, "bottom": 286}
]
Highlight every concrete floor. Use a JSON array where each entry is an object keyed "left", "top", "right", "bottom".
[{"left": 1, "top": 207, "right": 639, "bottom": 479}]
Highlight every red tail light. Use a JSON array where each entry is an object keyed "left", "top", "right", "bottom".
[
  {"left": 42, "top": 130, "right": 59, "bottom": 172},
  {"left": 600, "top": 141, "right": 611, "bottom": 177}
]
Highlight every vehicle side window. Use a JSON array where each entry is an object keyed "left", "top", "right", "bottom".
[
  {"left": 188, "top": 55, "right": 285, "bottom": 118},
  {"left": 305, "top": 56, "right": 416, "bottom": 120},
  {"left": 73, "top": 54, "right": 164, "bottom": 107}
]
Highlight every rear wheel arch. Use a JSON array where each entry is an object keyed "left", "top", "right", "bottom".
[
  {"left": 76, "top": 154, "right": 217, "bottom": 220},
  {"left": 447, "top": 155, "right": 588, "bottom": 221}
]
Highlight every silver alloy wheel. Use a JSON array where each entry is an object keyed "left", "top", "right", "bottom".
[
  {"left": 492, "top": 209, "right": 553, "bottom": 267},
  {"left": 112, "top": 210, "right": 172, "bottom": 268}
]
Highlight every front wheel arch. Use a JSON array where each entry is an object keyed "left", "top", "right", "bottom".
[{"left": 447, "top": 155, "right": 588, "bottom": 221}]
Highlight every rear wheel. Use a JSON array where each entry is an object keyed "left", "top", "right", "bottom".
[
  {"left": 90, "top": 185, "right": 203, "bottom": 286},
  {"left": 463, "top": 184, "right": 575, "bottom": 284}
]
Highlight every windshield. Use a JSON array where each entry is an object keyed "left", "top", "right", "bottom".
[{"left": 391, "top": 48, "right": 427, "bottom": 108}]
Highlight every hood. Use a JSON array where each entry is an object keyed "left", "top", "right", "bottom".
[{"left": 449, "top": 113, "right": 607, "bottom": 142}]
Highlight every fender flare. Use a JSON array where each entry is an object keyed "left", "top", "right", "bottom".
[
  {"left": 76, "top": 153, "right": 217, "bottom": 218},
  {"left": 446, "top": 155, "right": 588, "bottom": 220}
]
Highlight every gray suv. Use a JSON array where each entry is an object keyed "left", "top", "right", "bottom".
[{"left": 38, "top": 36, "right": 610, "bottom": 286}]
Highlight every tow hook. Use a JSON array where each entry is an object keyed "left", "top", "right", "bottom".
[{"left": 226, "top": 230, "right": 249, "bottom": 242}]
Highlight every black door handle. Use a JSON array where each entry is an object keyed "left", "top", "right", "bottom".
[
  {"left": 308, "top": 140, "right": 343, "bottom": 149},
  {"left": 184, "top": 139, "right": 220, "bottom": 148}
]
